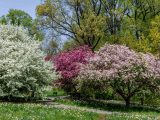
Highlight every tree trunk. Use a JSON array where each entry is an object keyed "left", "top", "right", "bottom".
[
  {"left": 125, "top": 98, "right": 131, "bottom": 108},
  {"left": 140, "top": 98, "right": 144, "bottom": 105}
]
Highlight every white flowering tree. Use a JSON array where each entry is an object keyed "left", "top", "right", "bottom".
[
  {"left": 76, "top": 44, "right": 160, "bottom": 107},
  {"left": 0, "top": 25, "right": 57, "bottom": 101}
]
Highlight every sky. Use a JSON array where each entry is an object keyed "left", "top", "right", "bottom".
[{"left": 0, "top": 0, "right": 42, "bottom": 18}]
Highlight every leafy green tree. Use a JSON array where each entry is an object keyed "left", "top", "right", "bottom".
[
  {"left": 63, "top": 39, "right": 79, "bottom": 51},
  {"left": 1, "top": 9, "right": 32, "bottom": 27},
  {"left": 0, "top": 9, "right": 44, "bottom": 41},
  {"left": 36, "top": 0, "right": 160, "bottom": 51},
  {"left": 0, "top": 16, "right": 7, "bottom": 24},
  {"left": 36, "top": 0, "right": 106, "bottom": 50},
  {"left": 115, "top": 15, "right": 160, "bottom": 57},
  {"left": 148, "top": 16, "right": 160, "bottom": 56},
  {"left": 124, "top": 0, "right": 160, "bottom": 39}
]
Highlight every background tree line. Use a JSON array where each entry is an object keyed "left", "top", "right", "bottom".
[
  {"left": 1, "top": 0, "right": 160, "bottom": 55},
  {"left": 35, "top": 0, "right": 160, "bottom": 56}
]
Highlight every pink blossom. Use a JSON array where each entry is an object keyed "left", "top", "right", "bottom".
[
  {"left": 76, "top": 44, "right": 160, "bottom": 107},
  {"left": 45, "top": 45, "right": 94, "bottom": 92}
]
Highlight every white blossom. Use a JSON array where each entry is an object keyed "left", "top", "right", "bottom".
[{"left": 0, "top": 25, "right": 57, "bottom": 99}]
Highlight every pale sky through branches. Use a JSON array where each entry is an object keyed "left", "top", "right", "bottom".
[{"left": 0, "top": 0, "right": 41, "bottom": 18}]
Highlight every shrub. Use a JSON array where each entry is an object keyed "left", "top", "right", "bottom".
[
  {"left": 0, "top": 25, "right": 57, "bottom": 101},
  {"left": 76, "top": 44, "right": 160, "bottom": 107},
  {"left": 46, "top": 45, "right": 93, "bottom": 95}
]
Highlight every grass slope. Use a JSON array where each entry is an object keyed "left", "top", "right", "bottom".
[
  {"left": 55, "top": 98, "right": 160, "bottom": 120},
  {"left": 0, "top": 103, "right": 98, "bottom": 120},
  {"left": 0, "top": 100, "right": 160, "bottom": 120}
]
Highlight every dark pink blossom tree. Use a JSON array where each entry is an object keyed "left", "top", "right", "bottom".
[
  {"left": 76, "top": 44, "right": 160, "bottom": 107},
  {"left": 46, "top": 45, "right": 94, "bottom": 94}
]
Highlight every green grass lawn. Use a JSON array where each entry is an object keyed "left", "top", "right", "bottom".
[
  {"left": 55, "top": 98, "right": 160, "bottom": 120},
  {"left": 0, "top": 102, "right": 159, "bottom": 120},
  {"left": 43, "top": 80, "right": 159, "bottom": 119},
  {"left": 0, "top": 103, "right": 98, "bottom": 120}
]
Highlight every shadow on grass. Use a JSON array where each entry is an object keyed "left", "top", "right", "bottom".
[{"left": 55, "top": 98, "right": 160, "bottom": 113}]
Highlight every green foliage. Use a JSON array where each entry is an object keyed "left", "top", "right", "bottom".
[
  {"left": 0, "top": 9, "right": 44, "bottom": 41},
  {"left": 95, "top": 88, "right": 116, "bottom": 100},
  {"left": 44, "top": 86, "right": 66, "bottom": 97},
  {"left": 36, "top": 0, "right": 106, "bottom": 50},
  {"left": 30, "top": 19, "right": 44, "bottom": 41},
  {"left": 72, "top": 7, "right": 106, "bottom": 49},
  {"left": 112, "top": 16, "right": 160, "bottom": 56},
  {"left": 36, "top": 0, "right": 160, "bottom": 51},
  {"left": 36, "top": 0, "right": 56, "bottom": 17},
  {"left": 47, "top": 40, "right": 59, "bottom": 54},
  {"left": 148, "top": 16, "right": 160, "bottom": 55},
  {"left": 0, "top": 16, "right": 7, "bottom": 24},
  {"left": 63, "top": 39, "right": 79, "bottom": 51},
  {"left": 75, "top": 78, "right": 108, "bottom": 99},
  {"left": 107, "top": 33, "right": 151, "bottom": 53},
  {"left": 144, "top": 94, "right": 160, "bottom": 106},
  {"left": 5, "top": 9, "right": 32, "bottom": 27}
]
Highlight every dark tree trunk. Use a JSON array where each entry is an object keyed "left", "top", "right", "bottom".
[
  {"left": 125, "top": 98, "right": 131, "bottom": 108},
  {"left": 140, "top": 98, "right": 144, "bottom": 105},
  {"left": 135, "top": 30, "right": 140, "bottom": 39}
]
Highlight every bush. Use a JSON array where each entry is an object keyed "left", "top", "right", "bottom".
[
  {"left": 46, "top": 45, "right": 93, "bottom": 96},
  {"left": 0, "top": 25, "right": 57, "bottom": 101},
  {"left": 145, "top": 94, "right": 160, "bottom": 106},
  {"left": 76, "top": 44, "right": 160, "bottom": 107}
]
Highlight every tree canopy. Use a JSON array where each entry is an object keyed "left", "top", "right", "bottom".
[
  {"left": 0, "top": 25, "right": 57, "bottom": 100},
  {"left": 36, "top": 0, "right": 160, "bottom": 53},
  {"left": 0, "top": 9, "right": 44, "bottom": 41},
  {"left": 76, "top": 44, "right": 160, "bottom": 107}
]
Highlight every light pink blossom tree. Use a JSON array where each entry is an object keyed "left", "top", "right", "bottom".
[{"left": 76, "top": 44, "right": 160, "bottom": 107}]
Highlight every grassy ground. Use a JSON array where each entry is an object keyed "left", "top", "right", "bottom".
[
  {"left": 8, "top": 87, "right": 157, "bottom": 120},
  {"left": 0, "top": 103, "right": 98, "bottom": 120},
  {"left": 55, "top": 98, "right": 160, "bottom": 120},
  {"left": 55, "top": 98, "right": 160, "bottom": 112},
  {"left": 0, "top": 102, "right": 159, "bottom": 120}
]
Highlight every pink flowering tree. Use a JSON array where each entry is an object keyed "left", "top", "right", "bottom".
[
  {"left": 76, "top": 44, "right": 160, "bottom": 107},
  {"left": 46, "top": 45, "right": 94, "bottom": 95}
]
